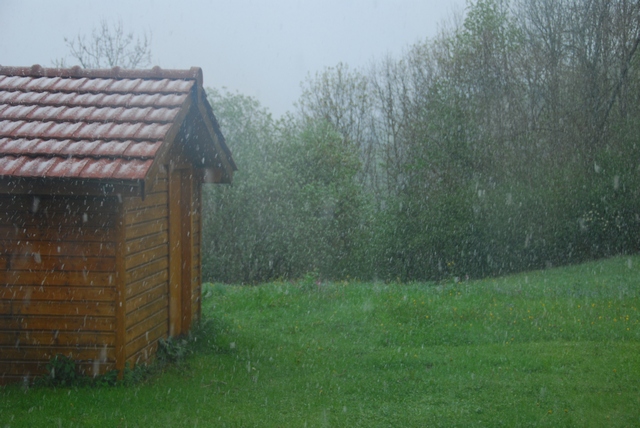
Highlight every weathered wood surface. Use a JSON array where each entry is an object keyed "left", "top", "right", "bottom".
[
  {"left": 122, "top": 179, "right": 171, "bottom": 364},
  {"left": 0, "top": 285, "right": 115, "bottom": 301},
  {"left": 0, "top": 315, "right": 115, "bottom": 331},
  {"left": 191, "top": 181, "right": 202, "bottom": 321},
  {"left": 0, "top": 330, "right": 115, "bottom": 347},
  {"left": 1, "top": 160, "right": 206, "bottom": 381},
  {"left": 0, "top": 271, "right": 114, "bottom": 286},
  {"left": 0, "top": 195, "right": 118, "bottom": 381}
]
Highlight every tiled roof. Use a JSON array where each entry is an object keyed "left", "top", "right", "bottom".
[{"left": 0, "top": 65, "right": 226, "bottom": 181}]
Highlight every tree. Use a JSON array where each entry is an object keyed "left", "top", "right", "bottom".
[
  {"left": 55, "top": 19, "right": 152, "bottom": 69},
  {"left": 297, "top": 64, "right": 376, "bottom": 191}
]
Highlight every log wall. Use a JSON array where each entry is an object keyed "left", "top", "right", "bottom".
[
  {"left": 0, "top": 168, "right": 204, "bottom": 382},
  {"left": 123, "top": 171, "right": 170, "bottom": 366},
  {"left": 191, "top": 175, "right": 202, "bottom": 322},
  {"left": 0, "top": 195, "right": 117, "bottom": 383}
]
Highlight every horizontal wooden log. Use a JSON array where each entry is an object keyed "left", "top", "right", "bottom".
[
  {"left": 0, "top": 301, "right": 115, "bottom": 317},
  {"left": 125, "top": 233, "right": 167, "bottom": 256},
  {"left": 146, "top": 177, "right": 168, "bottom": 193},
  {"left": 8, "top": 254, "right": 115, "bottom": 272},
  {"left": 0, "top": 315, "right": 115, "bottom": 331},
  {"left": 125, "top": 218, "right": 168, "bottom": 240},
  {"left": 0, "top": 271, "right": 114, "bottom": 287},
  {"left": 126, "top": 307, "right": 167, "bottom": 342},
  {"left": 122, "top": 191, "right": 167, "bottom": 211},
  {"left": 126, "top": 270, "right": 167, "bottom": 300},
  {"left": 125, "top": 257, "right": 168, "bottom": 284},
  {"left": 125, "top": 322, "right": 165, "bottom": 360},
  {"left": 126, "top": 296, "right": 167, "bottom": 329},
  {"left": 126, "top": 340, "right": 159, "bottom": 367},
  {"left": 0, "top": 345, "right": 115, "bottom": 362},
  {"left": 125, "top": 244, "right": 168, "bottom": 271},
  {"left": 0, "top": 361, "right": 48, "bottom": 379},
  {"left": 0, "top": 330, "right": 115, "bottom": 347},
  {"left": 0, "top": 240, "right": 116, "bottom": 257},
  {"left": 0, "top": 225, "right": 116, "bottom": 242},
  {"left": 124, "top": 205, "right": 168, "bottom": 227},
  {"left": 125, "top": 283, "right": 167, "bottom": 314},
  {"left": 0, "top": 285, "right": 116, "bottom": 302},
  {"left": 0, "top": 211, "right": 115, "bottom": 228}
]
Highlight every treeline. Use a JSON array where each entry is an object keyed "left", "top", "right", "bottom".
[{"left": 203, "top": 0, "right": 640, "bottom": 283}]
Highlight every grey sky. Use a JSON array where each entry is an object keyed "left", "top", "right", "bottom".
[{"left": 0, "top": 0, "right": 462, "bottom": 117}]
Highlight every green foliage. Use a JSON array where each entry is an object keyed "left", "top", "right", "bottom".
[
  {"left": 121, "top": 361, "right": 152, "bottom": 386},
  {"left": 202, "top": 0, "right": 640, "bottom": 284},
  {"left": 203, "top": 89, "right": 370, "bottom": 283},
  {"left": 35, "top": 354, "right": 119, "bottom": 388},
  {"left": 157, "top": 337, "right": 191, "bottom": 366},
  {"left": 41, "top": 354, "right": 79, "bottom": 387}
]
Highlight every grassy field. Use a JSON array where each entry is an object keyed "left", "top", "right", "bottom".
[{"left": 1, "top": 256, "right": 639, "bottom": 427}]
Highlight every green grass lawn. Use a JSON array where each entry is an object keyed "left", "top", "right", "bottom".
[{"left": 2, "top": 256, "right": 640, "bottom": 427}]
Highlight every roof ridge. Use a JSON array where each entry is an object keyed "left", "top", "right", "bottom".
[{"left": 0, "top": 65, "right": 203, "bottom": 85}]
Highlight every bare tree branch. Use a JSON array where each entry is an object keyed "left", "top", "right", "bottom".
[{"left": 55, "top": 19, "right": 152, "bottom": 69}]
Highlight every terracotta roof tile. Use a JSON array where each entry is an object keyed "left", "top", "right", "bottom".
[
  {"left": 1, "top": 105, "right": 37, "bottom": 119},
  {"left": 144, "top": 108, "right": 178, "bottom": 122},
  {"left": 60, "top": 77, "right": 89, "bottom": 92},
  {"left": 0, "top": 65, "right": 235, "bottom": 181},
  {"left": 0, "top": 155, "right": 26, "bottom": 175},
  {"left": 111, "top": 159, "right": 153, "bottom": 179},
  {"left": 46, "top": 157, "right": 90, "bottom": 178},
  {"left": 28, "top": 106, "right": 66, "bottom": 121},
  {"left": 134, "top": 79, "right": 169, "bottom": 92},
  {"left": 18, "top": 156, "right": 58, "bottom": 176},
  {"left": 21, "top": 121, "right": 56, "bottom": 137},
  {"left": 105, "top": 78, "right": 144, "bottom": 93},
  {"left": 134, "top": 123, "right": 170, "bottom": 140},
  {"left": 0, "top": 120, "right": 25, "bottom": 135},
  {"left": 30, "top": 139, "right": 72, "bottom": 155},
  {"left": 0, "top": 93, "right": 11, "bottom": 104},
  {"left": 15, "top": 92, "right": 47, "bottom": 104},
  {"left": 48, "top": 122, "right": 83, "bottom": 139},
  {"left": 25, "top": 76, "right": 59, "bottom": 91},
  {"left": 0, "top": 76, "right": 25, "bottom": 90},
  {"left": 79, "top": 158, "right": 120, "bottom": 179},
  {"left": 77, "top": 78, "right": 113, "bottom": 93},
  {"left": 62, "top": 140, "right": 102, "bottom": 156},
  {"left": 87, "top": 106, "right": 124, "bottom": 122},
  {"left": 123, "top": 141, "right": 162, "bottom": 158},
  {"left": 105, "top": 123, "right": 143, "bottom": 140},
  {"left": 90, "top": 140, "right": 133, "bottom": 157},
  {"left": 0, "top": 137, "right": 29, "bottom": 154}
]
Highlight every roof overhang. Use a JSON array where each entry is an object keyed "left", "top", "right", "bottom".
[{"left": 0, "top": 65, "right": 236, "bottom": 197}]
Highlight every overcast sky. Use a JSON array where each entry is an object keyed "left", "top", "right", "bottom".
[{"left": 0, "top": 0, "right": 462, "bottom": 117}]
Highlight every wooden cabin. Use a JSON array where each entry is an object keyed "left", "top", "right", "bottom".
[{"left": 0, "top": 65, "right": 236, "bottom": 383}]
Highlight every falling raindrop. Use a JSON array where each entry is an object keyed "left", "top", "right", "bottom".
[{"left": 31, "top": 196, "right": 40, "bottom": 213}]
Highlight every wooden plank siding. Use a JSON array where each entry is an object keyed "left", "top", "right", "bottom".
[
  {"left": 0, "top": 195, "right": 118, "bottom": 383},
  {"left": 191, "top": 175, "right": 202, "bottom": 322},
  {"left": 122, "top": 172, "right": 170, "bottom": 366}
]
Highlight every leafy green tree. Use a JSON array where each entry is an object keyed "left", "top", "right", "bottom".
[{"left": 202, "top": 89, "right": 281, "bottom": 283}]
